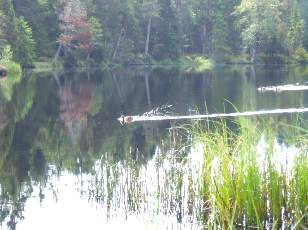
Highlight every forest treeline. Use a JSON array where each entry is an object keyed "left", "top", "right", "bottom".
[{"left": 1, "top": 0, "right": 308, "bottom": 67}]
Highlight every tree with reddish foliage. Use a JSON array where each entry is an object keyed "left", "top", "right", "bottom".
[
  {"left": 73, "top": 16, "right": 93, "bottom": 56},
  {"left": 55, "top": 0, "right": 102, "bottom": 62}
]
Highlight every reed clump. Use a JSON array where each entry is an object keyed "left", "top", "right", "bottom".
[{"left": 192, "top": 117, "right": 308, "bottom": 229}]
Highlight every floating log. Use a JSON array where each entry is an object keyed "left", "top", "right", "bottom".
[
  {"left": 118, "top": 107, "right": 308, "bottom": 124},
  {"left": 0, "top": 65, "right": 7, "bottom": 77}
]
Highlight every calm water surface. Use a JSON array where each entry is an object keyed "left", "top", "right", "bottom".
[{"left": 0, "top": 65, "right": 308, "bottom": 229}]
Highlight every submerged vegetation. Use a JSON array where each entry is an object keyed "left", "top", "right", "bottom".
[{"left": 191, "top": 117, "right": 308, "bottom": 228}]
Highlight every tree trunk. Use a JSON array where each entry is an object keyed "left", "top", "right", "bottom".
[
  {"left": 202, "top": 25, "right": 207, "bottom": 55},
  {"left": 145, "top": 16, "right": 152, "bottom": 57},
  {"left": 112, "top": 28, "right": 125, "bottom": 61},
  {"left": 176, "top": 0, "right": 184, "bottom": 55}
]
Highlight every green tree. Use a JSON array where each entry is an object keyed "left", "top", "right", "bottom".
[
  {"left": 142, "top": 0, "right": 159, "bottom": 60},
  {"left": 88, "top": 17, "right": 103, "bottom": 48},
  {"left": 153, "top": 0, "right": 180, "bottom": 59},
  {"left": 0, "top": 45, "right": 13, "bottom": 65},
  {"left": 13, "top": 0, "right": 60, "bottom": 57},
  {"left": 211, "top": 0, "right": 241, "bottom": 61},
  {"left": 235, "top": 0, "right": 283, "bottom": 62},
  {"left": 0, "top": 0, "right": 17, "bottom": 44},
  {"left": 0, "top": 0, "right": 306, "bottom": 64},
  {"left": 0, "top": 10, "right": 9, "bottom": 49},
  {"left": 286, "top": 0, "right": 306, "bottom": 55},
  {"left": 298, "top": 0, "right": 308, "bottom": 49},
  {"left": 15, "top": 17, "right": 36, "bottom": 66},
  {"left": 287, "top": 9, "right": 305, "bottom": 53},
  {"left": 0, "top": 0, "right": 36, "bottom": 65},
  {"left": 193, "top": 0, "right": 216, "bottom": 55}
]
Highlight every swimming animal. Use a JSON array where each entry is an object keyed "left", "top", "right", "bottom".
[{"left": 118, "top": 115, "right": 134, "bottom": 125}]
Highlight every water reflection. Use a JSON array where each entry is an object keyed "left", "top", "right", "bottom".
[
  {"left": 58, "top": 79, "right": 93, "bottom": 148},
  {"left": 0, "top": 66, "right": 308, "bottom": 229}
]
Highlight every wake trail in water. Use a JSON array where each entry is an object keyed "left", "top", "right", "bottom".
[
  {"left": 258, "top": 84, "right": 308, "bottom": 92},
  {"left": 118, "top": 107, "right": 308, "bottom": 124}
]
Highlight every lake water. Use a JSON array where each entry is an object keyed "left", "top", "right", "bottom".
[{"left": 0, "top": 65, "right": 308, "bottom": 229}]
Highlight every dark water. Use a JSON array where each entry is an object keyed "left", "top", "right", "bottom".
[{"left": 0, "top": 65, "right": 308, "bottom": 229}]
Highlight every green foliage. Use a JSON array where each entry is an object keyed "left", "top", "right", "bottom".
[
  {"left": 15, "top": 17, "right": 36, "bottom": 66},
  {"left": 299, "top": 0, "right": 308, "bottom": 49},
  {"left": 288, "top": 2, "right": 305, "bottom": 53},
  {"left": 0, "top": 45, "right": 13, "bottom": 65},
  {"left": 88, "top": 17, "right": 103, "bottom": 47},
  {"left": 196, "top": 0, "right": 241, "bottom": 60},
  {"left": 0, "top": 0, "right": 17, "bottom": 43},
  {"left": 181, "top": 55, "right": 215, "bottom": 72},
  {"left": 152, "top": 0, "right": 181, "bottom": 60},
  {"left": 235, "top": 0, "right": 283, "bottom": 62},
  {"left": 15, "top": 75, "right": 35, "bottom": 121},
  {"left": 6, "top": 61, "right": 22, "bottom": 76},
  {"left": 293, "top": 46, "right": 308, "bottom": 64},
  {"left": 0, "top": 0, "right": 308, "bottom": 64},
  {"left": 0, "top": 45, "right": 22, "bottom": 76},
  {"left": 0, "top": 10, "right": 8, "bottom": 48},
  {"left": 0, "top": 65, "right": 22, "bottom": 101}
]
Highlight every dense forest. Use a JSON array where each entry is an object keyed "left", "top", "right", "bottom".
[{"left": 1, "top": 0, "right": 308, "bottom": 67}]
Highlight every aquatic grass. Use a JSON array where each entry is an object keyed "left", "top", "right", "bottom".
[
  {"left": 289, "top": 152, "right": 308, "bottom": 228},
  {"left": 191, "top": 117, "right": 308, "bottom": 228},
  {"left": 84, "top": 115, "right": 307, "bottom": 228}
]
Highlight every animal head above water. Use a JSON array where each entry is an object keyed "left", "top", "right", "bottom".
[{"left": 118, "top": 115, "right": 134, "bottom": 125}]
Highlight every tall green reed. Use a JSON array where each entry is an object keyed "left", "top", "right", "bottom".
[{"left": 191, "top": 117, "right": 308, "bottom": 229}]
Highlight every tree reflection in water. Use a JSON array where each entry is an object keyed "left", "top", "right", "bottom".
[
  {"left": 0, "top": 68, "right": 221, "bottom": 229},
  {"left": 0, "top": 66, "right": 307, "bottom": 229},
  {"left": 58, "top": 79, "right": 93, "bottom": 150}
]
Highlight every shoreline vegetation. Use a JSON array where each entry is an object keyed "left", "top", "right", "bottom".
[
  {"left": 32, "top": 50, "right": 308, "bottom": 73},
  {"left": 1, "top": 0, "right": 308, "bottom": 71},
  {"left": 0, "top": 46, "right": 22, "bottom": 77},
  {"left": 189, "top": 117, "right": 308, "bottom": 229},
  {"left": 31, "top": 55, "right": 216, "bottom": 72},
  {"left": 4, "top": 61, "right": 22, "bottom": 76},
  {"left": 31, "top": 54, "right": 308, "bottom": 73}
]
